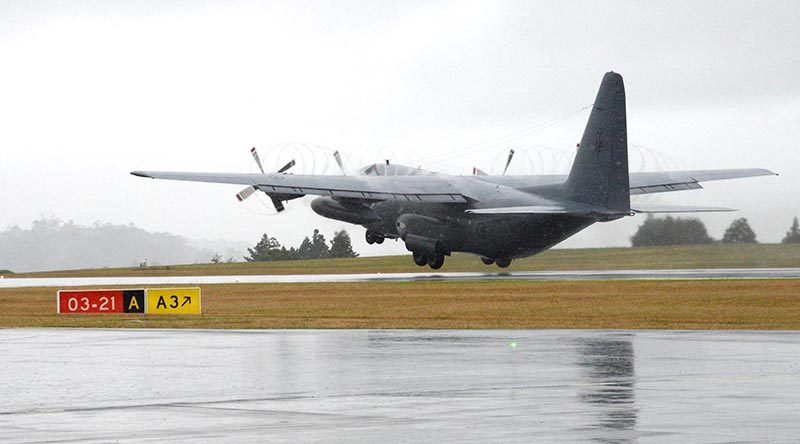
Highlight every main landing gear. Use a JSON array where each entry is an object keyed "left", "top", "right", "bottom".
[
  {"left": 480, "top": 256, "right": 512, "bottom": 268},
  {"left": 495, "top": 258, "right": 512, "bottom": 268},
  {"left": 365, "top": 231, "right": 384, "bottom": 245},
  {"left": 412, "top": 251, "right": 445, "bottom": 269}
]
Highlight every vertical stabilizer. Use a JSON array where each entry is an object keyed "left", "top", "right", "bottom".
[{"left": 565, "top": 72, "right": 630, "bottom": 212}]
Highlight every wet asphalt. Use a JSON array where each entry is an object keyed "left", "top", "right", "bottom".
[{"left": 2, "top": 329, "right": 799, "bottom": 443}]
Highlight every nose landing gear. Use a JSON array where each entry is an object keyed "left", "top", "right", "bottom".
[{"left": 365, "top": 230, "right": 385, "bottom": 244}]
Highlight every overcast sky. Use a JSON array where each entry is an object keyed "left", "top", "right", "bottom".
[{"left": 1, "top": 1, "right": 798, "bottom": 257}]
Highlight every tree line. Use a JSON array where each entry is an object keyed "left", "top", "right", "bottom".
[
  {"left": 631, "top": 215, "right": 800, "bottom": 246},
  {"left": 245, "top": 229, "right": 359, "bottom": 262}
]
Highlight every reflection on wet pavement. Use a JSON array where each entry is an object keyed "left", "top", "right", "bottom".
[
  {"left": 1, "top": 329, "right": 799, "bottom": 443},
  {"left": 578, "top": 336, "right": 637, "bottom": 442}
]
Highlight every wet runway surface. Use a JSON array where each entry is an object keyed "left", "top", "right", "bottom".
[
  {"left": 2, "top": 329, "right": 799, "bottom": 443},
  {"left": 2, "top": 267, "right": 800, "bottom": 288}
]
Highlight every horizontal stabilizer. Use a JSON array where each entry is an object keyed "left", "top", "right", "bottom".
[
  {"left": 629, "top": 168, "right": 776, "bottom": 195},
  {"left": 630, "top": 204, "right": 735, "bottom": 213}
]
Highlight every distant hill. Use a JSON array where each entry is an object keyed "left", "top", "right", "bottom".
[{"left": 0, "top": 218, "right": 247, "bottom": 272}]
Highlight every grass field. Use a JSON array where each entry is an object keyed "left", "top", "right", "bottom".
[
  {"left": 3, "top": 244, "right": 798, "bottom": 330},
  {"left": 6, "top": 243, "right": 800, "bottom": 278},
  {"left": 2, "top": 279, "right": 800, "bottom": 329}
]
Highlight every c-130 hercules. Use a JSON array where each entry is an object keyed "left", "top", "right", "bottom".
[{"left": 133, "top": 72, "right": 775, "bottom": 269}]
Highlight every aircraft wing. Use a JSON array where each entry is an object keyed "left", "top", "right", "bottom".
[
  {"left": 466, "top": 203, "right": 736, "bottom": 215},
  {"left": 131, "top": 171, "right": 470, "bottom": 203},
  {"left": 629, "top": 204, "right": 734, "bottom": 213},
  {"left": 476, "top": 168, "right": 776, "bottom": 195},
  {"left": 628, "top": 168, "right": 776, "bottom": 195},
  {"left": 132, "top": 167, "right": 776, "bottom": 205},
  {"left": 465, "top": 205, "right": 613, "bottom": 216}
]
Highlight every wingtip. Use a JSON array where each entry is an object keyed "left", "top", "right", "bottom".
[
  {"left": 130, "top": 171, "right": 153, "bottom": 178},
  {"left": 760, "top": 168, "right": 779, "bottom": 176}
]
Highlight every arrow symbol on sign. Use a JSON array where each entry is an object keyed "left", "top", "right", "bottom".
[{"left": 182, "top": 297, "right": 191, "bottom": 307}]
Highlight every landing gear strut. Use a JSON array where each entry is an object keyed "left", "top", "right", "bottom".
[{"left": 365, "top": 231, "right": 384, "bottom": 245}]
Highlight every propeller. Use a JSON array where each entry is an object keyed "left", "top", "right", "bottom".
[
  {"left": 472, "top": 148, "right": 515, "bottom": 176},
  {"left": 502, "top": 148, "right": 515, "bottom": 176},
  {"left": 235, "top": 147, "right": 296, "bottom": 213},
  {"left": 333, "top": 150, "right": 346, "bottom": 175},
  {"left": 250, "top": 146, "right": 265, "bottom": 174},
  {"left": 472, "top": 167, "right": 487, "bottom": 176}
]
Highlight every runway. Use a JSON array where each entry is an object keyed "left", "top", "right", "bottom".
[
  {"left": 2, "top": 329, "right": 799, "bottom": 443},
  {"left": 2, "top": 267, "right": 799, "bottom": 288}
]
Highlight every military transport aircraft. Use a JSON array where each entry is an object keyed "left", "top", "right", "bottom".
[{"left": 132, "top": 72, "right": 775, "bottom": 269}]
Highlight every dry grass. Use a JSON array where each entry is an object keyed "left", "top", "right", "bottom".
[
  {"left": 2, "top": 279, "right": 800, "bottom": 329},
  {"left": 6, "top": 243, "right": 800, "bottom": 278}
]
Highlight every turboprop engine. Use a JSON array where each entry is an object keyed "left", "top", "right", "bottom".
[
  {"left": 395, "top": 213, "right": 453, "bottom": 269},
  {"left": 310, "top": 197, "right": 378, "bottom": 226}
]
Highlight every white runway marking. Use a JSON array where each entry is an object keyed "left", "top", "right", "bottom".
[{"left": 1, "top": 268, "right": 799, "bottom": 288}]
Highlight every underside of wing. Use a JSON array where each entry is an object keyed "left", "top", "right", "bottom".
[
  {"left": 131, "top": 171, "right": 469, "bottom": 203},
  {"left": 629, "top": 168, "right": 776, "bottom": 195},
  {"left": 465, "top": 205, "right": 576, "bottom": 215},
  {"left": 465, "top": 203, "right": 622, "bottom": 216},
  {"left": 630, "top": 204, "right": 735, "bottom": 213},
  {"left": 467, "top": 202, "right": 737, "bottom": 215}
]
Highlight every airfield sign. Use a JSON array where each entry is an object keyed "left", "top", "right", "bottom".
[
  {"left": 146, "top": 288, "right": 202, "bottom": 315},
  {"left": 57, "top": 288, "right": 200, "bottom": 314}
]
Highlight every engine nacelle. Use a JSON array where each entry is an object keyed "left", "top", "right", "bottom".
[
  {"left": 396, "top": 214, "right": 451, "bottom": 255},
  {"left": 310, "top": 197, "right": 378, "bottom": 226},
  {"left": 402, "top": 234, "right": 443, "bottom": 255}
]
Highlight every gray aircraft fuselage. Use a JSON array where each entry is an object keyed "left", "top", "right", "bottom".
[{"left": 310, "top": 173, "right": 597, "bottom": 260}]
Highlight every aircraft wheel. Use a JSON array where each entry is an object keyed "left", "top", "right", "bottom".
[
  {"left": 428, "top": 254, "right": 445, "bottom": 270},
  {"left": 365, "top": 231, "right": 376, "bottom": 245},
  {"left": 375, "top": 236, "right": 384, "bottom": 244},
  {"left": 495, "top": 258, "right": 512, "bottom": 268},
  {"left": 480, "top": 257, "right": 494, "bottom": 265},
  {"left": 412, "top": 251, "right": 428, "bottom": 266}
]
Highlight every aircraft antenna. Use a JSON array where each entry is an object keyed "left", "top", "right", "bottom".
[{"left": 417, "top": 104, "right": 592, "bottom": 166}]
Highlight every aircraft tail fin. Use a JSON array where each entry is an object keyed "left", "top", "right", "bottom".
[{"left": 565, "top": 72, "right": 630, "bottom": 213}]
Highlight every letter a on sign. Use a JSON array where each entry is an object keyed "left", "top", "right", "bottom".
[{"left": 123, "top": 290, "right": 145, "bottom": 313}]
